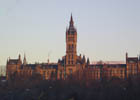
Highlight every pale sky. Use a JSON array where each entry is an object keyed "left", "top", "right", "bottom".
[{"left": 0, "top": 0, "right": 140, "bottom": 65}]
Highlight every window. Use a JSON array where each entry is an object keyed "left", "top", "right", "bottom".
[
  {"left": 68, "top": 37, "right": 74, "bottom": 42},
  {"left": 68, "top": 55, "right": 70, "bottom": 59},
  {"left": 71, "top": 38, "right": 74, "bottom": 42},
  {"left": 71, "top": 31, "right": 75, "bottom": 34},
  {"left": 72, "top": 54, "right": 73, "bottom": 59},
  {"left": 69, "top": 44, "right": 71, "bottom": 50},
  {"left": 68, "top": 61, "right": 70, "bottom": 64},
  {"left": 72, "top": 44, "right": 74, "bottom": 49},
  {"left": 71, "top": 61, "right": 73, "bottom": 64},
  {"left": 69, "top": 69, "right": 73, "bottom": 74}
]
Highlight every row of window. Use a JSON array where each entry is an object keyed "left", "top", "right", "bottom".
[
  {"left": 42, "top": 71, "right": 56, "bottom": 76},
  {"left": 68, "top": 44, "right": 75, "bottom": 51},
  {"left": 128, "top": 66, "right": 138, "bottom": 70},
  {"left": 127, "top": 70, "right": 137, "bottom": 73},
  {"left": 68, "top": 54, "right": 74, "bottom": 59},
  {"left": 68, "top": 60, "right": 74, "bottom": 65},
  {"left": 68, "top": 37, "right": 75, "bottom": 42},
  {"left": 103, "top": 70, "right": 124, "bottom": 73}
]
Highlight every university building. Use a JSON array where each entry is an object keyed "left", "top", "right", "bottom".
[{"left": 6, "top": 15, "right": 140, "bottom": 81}]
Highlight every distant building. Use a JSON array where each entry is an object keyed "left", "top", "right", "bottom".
[{"left": 6, "top": 15, "right": 140, "bottom": 81}]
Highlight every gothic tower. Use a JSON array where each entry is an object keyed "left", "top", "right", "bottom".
[{"left": 66, "top": 14, "right": 77, "bottom": 66}]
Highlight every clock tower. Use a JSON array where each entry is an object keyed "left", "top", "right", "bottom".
[{"left": 65, "top": 14, "right": 77, "bottom": 76}]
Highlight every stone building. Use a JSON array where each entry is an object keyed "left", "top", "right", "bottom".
[{"left": 6, "top": 15, "right": 140, "bottom": 81}]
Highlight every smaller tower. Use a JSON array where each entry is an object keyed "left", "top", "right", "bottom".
[
  {"left": 87, "top": 57, "right": 90, "bottom": 65},
  {"left": 82, "top": 55, "right": 86, "bottom": 63},
  {"left": 126, "top": 52, "right": 128, "bottom": 64},
  {"left": 19, "top": 54, "right": 21, "bottom": 61},
  {"left": 126, "top": 52, "right": 128, "bottom": 59},
  {"left": 139, "top": 54, "right": 140, "bottom": 61},
  {"left": 18, "top": 54, "right": 22, "bottom": 66},
  {"left": 23, "top": 53, "right": 27, "bottom": 65}
]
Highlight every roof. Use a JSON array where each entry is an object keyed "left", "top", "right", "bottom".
[
  {"left": 88, "top": 64, "right": 104, "bottom": 68},
  {"left": 8, "top": 59, "right": 19, "bottom": 64},
  {"left": 21, "top": 63, "right": 58, "bottom": 70},
  {"left": 88, "top": 64, "right": 126, "bottom": 68},
  {"left": 104, "top": 64, "right": 126, "bottom": 68},
  {"left": 41, "top": 63, "right": 58, "bottom": 69},
  {"left": 127, "top": 57, "right": 138, "bottom": 63}
]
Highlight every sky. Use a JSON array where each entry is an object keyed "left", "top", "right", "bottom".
[{"left": 0, "top": 0, "right": 140, "bottom": 65}]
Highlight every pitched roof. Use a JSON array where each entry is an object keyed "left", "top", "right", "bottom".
[
  {"left": 21, "top": 63, "right": 58, "bottom": 70},
  {"left": 88, "top": 64, "right": 126, "bottom": 68},
  {"left": 8, "top": 59, "right": 19, "bottom": 64},
  {"left": 127, "top": 57, "right": 138, "bottom": 63}
]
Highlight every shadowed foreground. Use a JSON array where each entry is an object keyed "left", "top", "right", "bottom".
[{"left": 0, "top": 76, "right": 140, "bottom": 100}]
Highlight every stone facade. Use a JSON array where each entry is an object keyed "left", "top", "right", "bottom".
[{"left": 6, "top": 15, "right": 140, "bottom": 81}]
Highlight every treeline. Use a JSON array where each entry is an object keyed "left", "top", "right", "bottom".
[{"left": 0, "top": 75, "right": 140, "bottom": 100}]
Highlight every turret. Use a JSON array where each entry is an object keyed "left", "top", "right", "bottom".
[
  {"left": 126, "top": 52, "right": 128, "bottom": 59},
  {"left": 19, "top": 54, "right": 21, "bottom": 61},
  {"left": 87, "top": 57, "right": 90, "bottom": 65},
  {"left": 23, "top": 53, "right": 27, "bottom": 65},
  {"left": 126, "top": 52, "right": 128, "bottom": 63},
  {"left": 82, "top": 55, "right": 86, "bottom": 64},
  {"left": 18, "top": 54, "right": 22, "bottom": 65}
]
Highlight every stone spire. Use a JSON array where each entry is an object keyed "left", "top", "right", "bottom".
[
  {"left": 82, "top": 55, "right": 86, "bottom": 63},
  {"left": 87, "top": 57, "right": 90, "bottom": 65},
  {"left": 19, "top": 54, "right": 21, "bottom": 61},
  {"left": 70, "top": 13, "right": 74, "bottom": 27},
  {"left": 126, "top": 52, "right": 128, "bottom": 59},
  {"left": 23, "top": 53, "right": 27, "bottom": 65}
]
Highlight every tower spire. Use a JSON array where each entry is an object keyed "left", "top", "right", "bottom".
[
  {"left": 70, "top": 13, "right": 74, "bottom": 27},
  {"left": 70, "top": 13, "right": 73, "bottom": 22},
  {"left": 23, "top": 53, "right": 26, "bottom": 65},
  {"left": 19, "top": 54, "right": 21, "bottom": 61}
]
